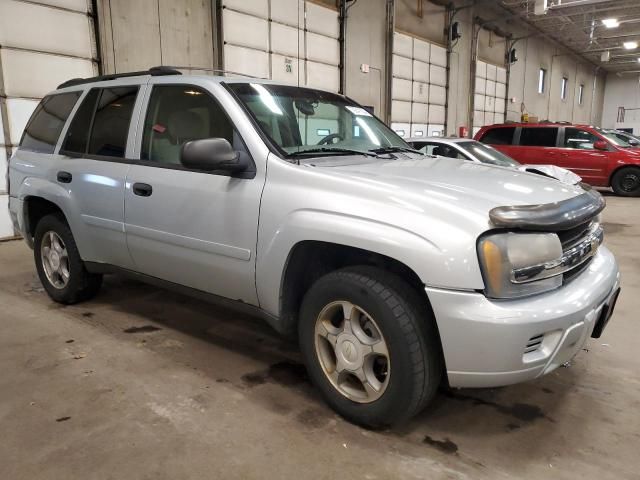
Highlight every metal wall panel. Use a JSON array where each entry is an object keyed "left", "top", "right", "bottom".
[
  {"left": 0, "top": 196, "right": 12, "bottom": 238},
  {"left": 224, "top": 44, "right": 270, "bottom": 78},
  {"left": 392, "top": 79, "right": 412, "bottom": 101},
  {"left": 306, "top": 62, "right": 339, "bottom": 92},
  {"left": 393, "top": 32, "right": 413, "bottom": 57},
  {"left": 306, "top": 32, "right": 339, "bottom": 66},
  {"left": 306, "top": 2, "right": 339, "bottom": 38},
  {"left": 392, "top": 32, "right": 447, "bottom": 136},
  {"left": 222, "top": 0, "right": 339, "bottom": 91},
  {"left": 223, "top": 10, "right": 269, "bottom": 50},
  {"left": 271, "top": 0, "right": 303, "bottom": 26},
  {"left": 6, "top": 99, "right": 40, "bottom": 146},
  {"left": 35, "top": 0, "right": 89, "bottom": 11},
  {"left": 474, "top": 60, "right": 507, "bottom": 130},
  {"left": 412, "top": 82, "right": 428, "bottom": 103},
  {"left": 1, "top": 49, "right": 94, "bottom": 99},
  {"left": 223, "top": 0, "right": 268, "bottom": 16},
  {"left": 0, "top": 0, "right": 94, "bottom": 58},
  {"left": 392, "top": 101, "right": 412, "bottom": 124},
  {"left": 271, "top": 23, "right": 303, "bottom": 57},
  {"left": 271, "top": 54, "right": 304, "bottom": 84}
]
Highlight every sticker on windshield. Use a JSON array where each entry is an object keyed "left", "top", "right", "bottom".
[{"left": 346, "top": 106, "right": 372, "bottom": 117}]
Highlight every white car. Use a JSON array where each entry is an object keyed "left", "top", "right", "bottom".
[{"left": 408, "top": 137, "right": 582, "bottom": 185}]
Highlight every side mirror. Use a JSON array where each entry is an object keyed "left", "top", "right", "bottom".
[
  {"left": 180, "top": 138, "right": 247, "bottom": 173},
  {"left": 593, "top": 140, "right": 608, "bottom": 151},
  {"left": 628, "top": 139, "right": 639, "bottom": 146}
]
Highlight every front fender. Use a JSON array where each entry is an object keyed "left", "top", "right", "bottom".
[{"left": 255, "top": 208, "right": 483, "bottom": 317}]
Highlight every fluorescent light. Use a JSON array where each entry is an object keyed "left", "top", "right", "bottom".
[
  {"left": 637, "top": 58, "right": 640, "bottom": 63},
  {"left": 602, "top": 18, "right": 619, "bottom": 28},
  {"left": 623, "top": 41, "right": 638, "bottom": 50}
]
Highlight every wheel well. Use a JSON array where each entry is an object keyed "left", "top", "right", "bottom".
[
  {"left": 279, "top": 241, "right": 429, "bottom": 336},
  {"left": 609, "top": 164, "right": 640, "bottom": 185},
  {"left": 24, "top": 197, "right": 65, "bottom": 240}
]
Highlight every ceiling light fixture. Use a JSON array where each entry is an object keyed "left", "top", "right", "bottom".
[
  {"left": 602, "top": 18, "right": 619, "bottom": 28},
  {"left": 623, "top": 41, "right": 638, "bottom": 50}
]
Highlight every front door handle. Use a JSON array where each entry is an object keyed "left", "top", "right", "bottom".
[
  {"left": 57, "top": 171, "right": 72, "bottom": 183},
  {"left": 132, "top": 182, "right": 153, "bottom": 197}
]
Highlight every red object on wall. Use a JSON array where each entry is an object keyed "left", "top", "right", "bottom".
[{"left": 458, "top": 126, "right": 468, "bottom": 138}]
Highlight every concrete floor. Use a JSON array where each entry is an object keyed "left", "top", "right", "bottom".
[{"left": 1, "top": 193, "right": 639, "bottom": 480}]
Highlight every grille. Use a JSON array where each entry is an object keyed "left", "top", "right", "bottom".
[
  {"left": 524, "top": 334, "right": 544, "bottom": 354},
  {"left": 557, "top": 219, "right": 595, "bottom": 249},
  {"left": 558, "top": 218, "right": 601, "bottom": 284}
]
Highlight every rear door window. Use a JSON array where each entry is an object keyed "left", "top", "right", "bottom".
[
  {"left": 479, "top": 127, "right": 515, "bottom": 145},
  {"left": 519, "top": 127, "right": 558, "bottom": 147},
  {"left": 62, "top": 86, "right": 139, "bottom": 158},
  {"left": 62, "top": 89, "right": 100, "bottom": 154},
  {"left": 88, "top": 86, "right": 139, "bottom": 157},
  {"left": 20, "top": 92, "right": 81, "bottom": 153}
]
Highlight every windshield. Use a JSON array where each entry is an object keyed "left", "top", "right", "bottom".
[
  {"left": 600, "top": 128, "right": 639, "bottom": 147},
  {"left": 227, "top": 83, "right": 410, "bottom": 156},
  {"left": 595, "top": 127, "right": 634, "bottom": 147},
  {"left": 456, "top": 141, "right": 520, "bottom": 167}
]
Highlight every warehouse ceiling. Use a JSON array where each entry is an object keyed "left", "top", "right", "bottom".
[{"left": 498, "top": 0, "right": 640, "bottom": 73}]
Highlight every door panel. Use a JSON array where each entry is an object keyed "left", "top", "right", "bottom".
[
  {"left": 56, "top": 85, "right": 142, "bottom": 268},
  {"left": 555, "top": 127, "right": 609, "bottom": 185},
  {"left": 124, "top": 166, "right": 262, "bottom": 303},
  {"left": 124, "top": 83, "right": 264, "bottom": 304}
]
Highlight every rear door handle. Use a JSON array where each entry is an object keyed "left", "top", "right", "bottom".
[
  {"left": 132, "top": 182, "right": 153, "bottom": 197},
  {"left": 57, "top": 171, "right": 72, "bottom": 183}
]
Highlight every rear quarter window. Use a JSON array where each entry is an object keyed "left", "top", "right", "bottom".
[
  {"left": 479, "top": 127, "right": 515, "bottom": 145},
  {"left": 20, "top": 92, "right": 81, "bottom": 153}
]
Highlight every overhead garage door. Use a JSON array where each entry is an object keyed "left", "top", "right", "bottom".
[
  {"left": 0, "top": 0, "right": 98, "bottom": 238},
  {"left": 391, "top": 32, "right": 447, "bottom": 139},
  {"left": 221, "top": 0, "right": 340, "bottom": 92},
  {"left": 473, "top": 60, "right": 507, "bottom": 136}
]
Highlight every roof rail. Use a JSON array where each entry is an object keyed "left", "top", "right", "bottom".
[{"left": 56, "top": 66, "right": 181, "bottom": 89}]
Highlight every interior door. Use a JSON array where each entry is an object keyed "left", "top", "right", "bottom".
[
  {"left": 124, "top": 84, "right": 265, "bottom": 304},
  {"left": 555, "top": 127, "right": 609, "bottom": 185}
]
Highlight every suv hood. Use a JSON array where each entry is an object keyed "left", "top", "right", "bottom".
[{"left": 303, "top": 154, "right": 586, "bottom": 229}]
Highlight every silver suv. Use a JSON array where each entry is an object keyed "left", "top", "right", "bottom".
[{"left": 8, "top": 68, "right": 620, "bottom": 428}]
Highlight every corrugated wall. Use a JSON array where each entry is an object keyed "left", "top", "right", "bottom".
[{"left": 0, "top": 0, "right": 98, "bottom": 238}]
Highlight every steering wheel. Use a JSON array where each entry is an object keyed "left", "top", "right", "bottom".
[{"left": 317, "top": 133, "right": 343, "bottom": 145}]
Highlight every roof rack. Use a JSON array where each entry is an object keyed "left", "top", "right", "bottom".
[{"left": 56, "top": 66, "right": 182, "bottom": 89}]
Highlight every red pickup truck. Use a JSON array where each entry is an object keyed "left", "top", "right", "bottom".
[{"left": 475, "top": 123, "right": 640, "bottom": 196}]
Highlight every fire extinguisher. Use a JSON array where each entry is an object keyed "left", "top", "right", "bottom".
[{"left": 458, "top": 126, "right": 468, "bottom": 138}]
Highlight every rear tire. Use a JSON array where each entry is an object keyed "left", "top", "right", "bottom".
[
  {"left": 298, "top": 266, "right": 442, "bottom": 428},
  {"left": 611, "top": 167, "right": 640, "bottom": 197},
  {"left": 34, "top": 213, "right": 103, "bottom": 304}
]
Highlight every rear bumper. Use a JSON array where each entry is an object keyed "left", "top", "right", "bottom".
[{"left": 427, "top": 246, "right": 620, "bottom": 388}]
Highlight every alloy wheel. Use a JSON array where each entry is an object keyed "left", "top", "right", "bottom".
[
  {"left": 314, "top": 301, "right": 390, "bottom": 403},
  {"left": 40, "top": 231, "right": 70, "bottom": 289}
]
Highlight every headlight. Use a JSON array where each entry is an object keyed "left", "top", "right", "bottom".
[{"left": 478, "top": 232, "right": 563, "bottom": 299}]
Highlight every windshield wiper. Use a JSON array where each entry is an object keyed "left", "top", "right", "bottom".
[
  {"left": 287, "top": 147, "right": 380, "bottom": 158},
  {"left": 369, "top": 146, "right": 423, "bottom": 155}
]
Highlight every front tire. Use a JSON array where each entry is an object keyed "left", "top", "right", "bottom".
[
  {"left": 611, "top": 167, "right": 640, "bottom": 197},
  {"left": 34, "top": 213, "right": 103, "bottom": 304},
  {"left": 299, "top": 266, "right": 442, "bottom": 428}
]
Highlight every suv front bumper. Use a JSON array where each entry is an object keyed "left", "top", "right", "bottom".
[{"left": 427, "top": 246, "right": 620, "bottom": 388}]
